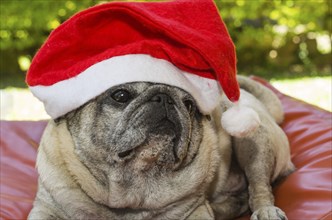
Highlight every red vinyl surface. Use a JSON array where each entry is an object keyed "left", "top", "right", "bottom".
[{"left": 1, "top": 78, "right": 331, "bottom": 220}]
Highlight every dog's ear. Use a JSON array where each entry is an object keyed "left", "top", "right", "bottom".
[
  {"left": 53, "top": 100, "right": 88, "bottom": 125},
  {"left": 53, "top": 112, "right": 72, "bottom": 125},
  {"left": 53, "top": 117, "right": 64, "bottom": 125}
]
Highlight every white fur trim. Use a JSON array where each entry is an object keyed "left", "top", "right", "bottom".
[
  {"left": 30, "top": 54, "right": 221, "bottom": 118},
  {"left": 221, "top": 102, "right": 261, "bottom": 138}
]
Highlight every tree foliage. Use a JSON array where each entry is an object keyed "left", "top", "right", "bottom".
[
  {"left": 215, "top": 0, "right": 331, "bottom": 78},
  {"left": 0, "top": 0, "right": 331, "bottom": 88}
]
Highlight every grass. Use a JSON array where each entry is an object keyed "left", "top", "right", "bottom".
[
  {"left": 271, "top": 76, "right": 331, "bottom": 112},
  {"left": 0, "top": 76, "right": 331, "bottom": 120}
]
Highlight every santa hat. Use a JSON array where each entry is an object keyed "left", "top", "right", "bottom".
[{"left": 26, "top": 0, "right": 260, "bottom": 137}]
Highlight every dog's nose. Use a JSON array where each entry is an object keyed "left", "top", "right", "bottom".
[{"left": 150, "top": 93, "right": 174, "bottom": 105}]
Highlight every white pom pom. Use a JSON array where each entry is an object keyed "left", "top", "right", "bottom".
[{"left": 221, "top": 104, "right": 261, "bottom": 138}]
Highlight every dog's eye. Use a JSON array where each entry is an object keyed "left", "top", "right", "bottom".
[
  {"left": 111, "top": 89, "right": 131, "bottom": 103},
  {"left": 184, "top": 100, "right": 194, "bottom": 113}
]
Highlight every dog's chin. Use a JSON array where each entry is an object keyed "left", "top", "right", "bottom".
[
  {"left": 131, "top": 136, "right": 178, "bottom": 172},
  {"left": 114, "top": 123, "right": 184, "bottom": 172}
]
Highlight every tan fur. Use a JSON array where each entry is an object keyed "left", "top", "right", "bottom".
[{"left": 29, "top": 77, "right": 294, "bottom": 220}]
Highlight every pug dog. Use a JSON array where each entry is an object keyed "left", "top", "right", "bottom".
[{"left": 28, "top": 76, "right": 294, "bottom": 220}]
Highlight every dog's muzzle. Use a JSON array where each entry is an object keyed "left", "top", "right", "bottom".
[{"left": 115, "top": 92, "right": 185, "bottom": 164}]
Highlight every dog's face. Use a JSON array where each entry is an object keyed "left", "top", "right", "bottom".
[{"left": 62, "top": 82, "right": 219, "bottom": 209}]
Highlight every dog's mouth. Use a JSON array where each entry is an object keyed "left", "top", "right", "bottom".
[
  {"left": 115, "top": 117, "right": 183, "bottom": 169},
  {"left": 117, "top": 118, "right": 178, "bottom": 154}
]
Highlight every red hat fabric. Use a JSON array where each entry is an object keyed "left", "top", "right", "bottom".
[{"left": 26, "top": 0, "right": 239, "bottom": 119}]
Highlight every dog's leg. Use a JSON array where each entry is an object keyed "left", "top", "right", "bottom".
[
  {"left": 233, "top": 137, "right": 287, "bottom": 220},
  {"left": 222, "top": 76, "right": 293, "bottom": 219}
]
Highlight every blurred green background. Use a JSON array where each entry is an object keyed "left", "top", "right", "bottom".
[{"left": 0, "top": 0, "right": 331, "bottom": 119}]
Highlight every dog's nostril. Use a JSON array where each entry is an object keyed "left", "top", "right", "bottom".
[
  {"left": 167, "top": 97, "right": 173, "bottom": 104},
  {"left": 184, "top": 100, "right": 194, "bottom": 112},
  {"left": 150, "top": 94, "right": 174, "bottom": 105},
  {"left": 151, "top": 95, "right": 162, "bottom": 102}
]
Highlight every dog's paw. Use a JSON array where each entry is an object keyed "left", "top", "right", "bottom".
[{"left": 250, "top": 206, "right": 287, "bottom": 220}]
